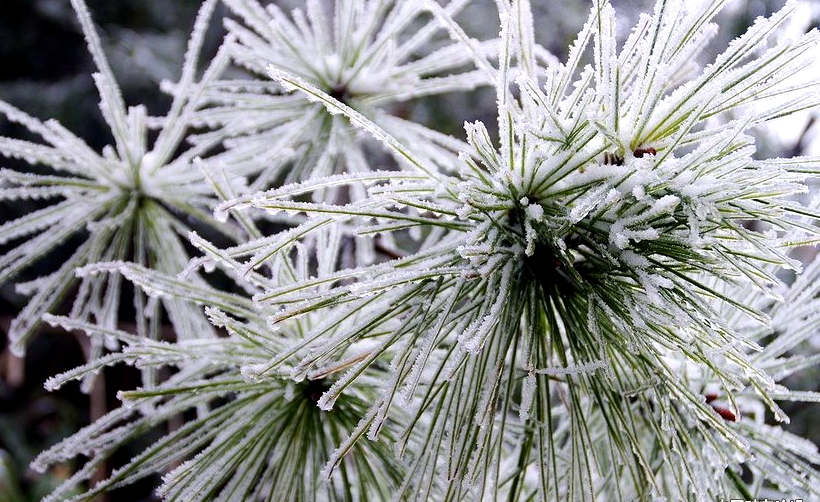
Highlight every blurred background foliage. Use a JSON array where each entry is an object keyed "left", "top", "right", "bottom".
[{"left": 1, "top": 1, "right": 818, "bottom": 501}]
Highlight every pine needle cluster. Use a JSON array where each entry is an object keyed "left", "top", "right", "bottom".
[{"left": 2, "top": 0, "right": 820, "bottom": 501}]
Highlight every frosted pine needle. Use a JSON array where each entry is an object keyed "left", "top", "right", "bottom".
[
  {"left": 21, "top": 0, "right": 820, "bottom": 501},
  {"left": 215, "top": 0, "right": 820, "bottom": 498},
  {"left": 0, "top": 0, "right": 235, "bottom": 356},
  {"left": 32, "top": 262, "right": 404, "bottom": 502},
  {"left": 191, "top": 0, "right": 497, "bottom": 191}
]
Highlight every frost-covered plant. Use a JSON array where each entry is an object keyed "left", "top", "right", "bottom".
[
  {"left": 32, "top": 220, "right": 426, "bottom": 501},
  {"left": 37, "top": 304, "right": 404, "bottom": 501},
  {"left": 211, "top": 0, "right": 820, "bottom": 498},
  {"left": 29, "top": 247, "right": 820, "bottom": 501},
  {"left": 0, "top": 0, "right": 236, "bottom": 358},
  {"left": 5, "top": 0, "right": 820, "bottom": 501},
  {"left": 191, "top": 0, "right": 497, "bottom": 192}
]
